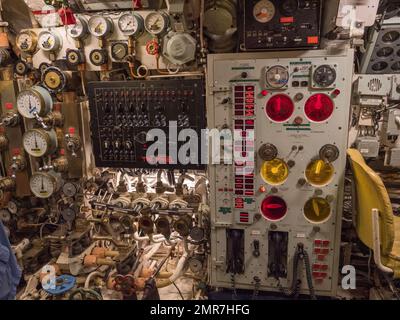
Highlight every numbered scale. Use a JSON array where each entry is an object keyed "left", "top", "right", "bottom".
[
  {"left": 22, "top": 128, "right": 58, "bottom": 157},
  {"left": 17, "top": 86, "right": 53, "bottom": 119},
  {"left": 30, "top": 172, "right": 61, "bottom": 198}
]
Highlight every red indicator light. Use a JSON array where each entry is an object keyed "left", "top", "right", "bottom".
[
  {"left": 280, "top": 17, "right": 294, "bottom": 23},
  {"left": 307, "top": 36, "right": 319, "bottom": 44},
  {"left": 304, "top": 94, "right": 334, "bottom": 122},
  {"left": 260, "top": 196, "right": 287, "bottom": 221},
  {"left": 266, "top": 94, "right": 294, "bottom": 122},
  {"left": 261, "top": 90, "right": 268, "bottom": 96}
]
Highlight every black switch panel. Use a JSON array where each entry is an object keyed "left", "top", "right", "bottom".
[
  {"left": 240, "top": 0, "right": 322, "bottom": 51},
  {"left": 88, "top": 79, "right": 206, "bottom": 169},
  {"left": 226, "top": 229, "right": 245, "bottom": 274}
]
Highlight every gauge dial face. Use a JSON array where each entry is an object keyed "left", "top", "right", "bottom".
[
  {"left": 376, "top": 47, "right": 394, "bottom": 57},
  {"left": 118, "top": 13, "right": 143, "bottom": 36},
  {"left": 30, "top": 172, "right": 57, "bottom": 199},
  {"left": 382, "top": 30, "right": 400, "bottom": 43},
  {"left": 88, "top": 15, "right": 112, "bottom": 38},
  {"left": 23, "top": 129, "right": 56, "bottom": 157},
  {"left": 42, "top": 67, "right": 67, "bottom": 92},
  {"left": 253, "top": 0, "right": 276, "bottom": 23},
  {"left": 111, "top": 42, "right": 128, "bottom": 61},
  {"left": 313, "top": 65, "right": 337, "bottom": 87},
  {"left": 67, "top": 16, "right": 88, "bottom": 40},
  {"left": 17, "top": 90, "right": 43, "bottom": 119},
  {"left": 145, "top": 12, "right": 168, "bottom": 35},
  {"left": 266, "top": 65, "right": 289, "bottom": 88},
  {"left": 63, "top": 182, "right": 78, "bottom": 197},
  {"left": 7, "top": 201, "right": 18, "bottom": 214},
  {"left": 0, "top": 209, "right": 11, "bottom": 223},
  {"left": 371, "top": 61, "right": 388, "bottom": 72},
  {"left": 89, "top": 49, "right": 108, "bottom": 66},
  {"left": 16, "top": 31, "right": 38, "bottom": 53},
  {"left": 38, "top": 31, "right": 61, "bottom": 52}
]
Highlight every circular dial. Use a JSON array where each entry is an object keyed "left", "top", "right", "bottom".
[
  {"left": 17, "top": 86, "right": 53, "bottom": 119},
  {"left": 304, "top": 94, "right": 334, "bottom": 122},
  {"left": 88, "top": 15, "right": 113, "bottom": 38},
  {"left": 265, "top": 94, "right": 294, "bottom": 122},
  {"left": 313, "top": 65, "right": 337, "bottom": 87},
  {"left": 371, "top": 61, "right": 388, "bottom": 72},
  {"left": 260, "top": 158, "right": 289, "bottom": 185},
  {"left": 62, "top": 182, "right": 78, "bottom": 197},
  {"left": 67, "top": 16, "right": 89, "bottom": 40},
  {"left": 38, "top": 31, "right": 62, "bottom": 52},
  {"left": 16, "top": 30, "right": 38, "bottom": 53},
  {"left": 39, "top": 62, "right": 51, "bottom": 75},
  {"left": 253, "top": 0, "right": 276, "bottom": 23},
  {"left": 42, "top": 66, "right": 67, "bottom": 93},
  {"left": 261, "top": 196, "right": 287, "bottom": 221},
  {"left": 376, "top": 47, "right": 394, "bottom": 57},
  {"left": 304, "top": 197, "right": 331, "bottom": 223},
  {"left": 382, "top": 30, "right": 400, "bottom": 43},
  {"left": 14, "top": 60, "right": 30, "bottom": 76},
  {"left": 89, "top": 49, "right": 108, "bottom": 66},
  {"left": 319, "top": 144, "right": 339, "bottom": 163},
  {"left": 266, "top": 65, "right": 289, "bottom": 88},
  {"left": 66, "top": 49, "right": 85, "bottom": 66},
  {"left": 111, "top": 42, "right": 128, "bottom": 61},
  {"left": 23, "top": 128, "right": 58, "bottom": 157},
  {"left": 7, "top": 201, "right": 18, "bottom": 214},
  {"left": 30, "top": 172, "right": 58, "bottom": 199},
  {"left": 281, "top": 0, "right": 298, "bottom": 15},
  {"left": 0, "top": 209, "right": 11, "bottom": 223},
  {"left": 118, "top": 12, "right": 144, "bottom": 36},
  {"left": 144, "top": 11, "right": 169, "bottom": 35},
  {"left": 305, "top": 159, "right": 334, "bottom": 186}
]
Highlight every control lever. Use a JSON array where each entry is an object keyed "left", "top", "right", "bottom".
[
  {"left": 0, "top": 112, "right": 19, "bottom": 127},
  {"left": 65, "top": 131, "right": 82, "bottom": 157},
  {"left": 226, "top": 229, "right": 244, "bottom": 274},
  {"left": 10, "top": 155, "right": 26, "bottom": 178},
  {"left": 33, "top": 111, "right": 49, "bottom": 130},
  {"left": 252, "top": 240, "right": 260, "bottom": 257}
]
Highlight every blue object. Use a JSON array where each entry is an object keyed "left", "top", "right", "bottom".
[
  {"left": 0, "top": 221, "right": 22, "bottom": 300},
  {"left": 43, "top": 274, "right": 76, "bottom": 295}
]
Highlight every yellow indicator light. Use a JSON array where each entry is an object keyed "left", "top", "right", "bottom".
[
  {"left": 304, "top": 197, "right": 331, "bottom": 223},
  {"left": 305, "top": 159, "right": 334, "bottom": 186},
  {"left": 260, "top": 158, "right": 289, "bottom": 185}
]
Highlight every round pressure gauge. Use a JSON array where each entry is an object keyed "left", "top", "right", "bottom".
[
  {"left": 38, "top": 31, "right": 62, "bottom": 52},
  {"left": 88, "top": 15, "right": 113, "bottom": 38},
  {"left": 118, "top": 12, "right": 144, "bottom": 37},
  {"left": 111, "top": 42, "right": 128, "bottom": 61},
  {"left": 253, "top": 0, "right": 276, "bottom": 23},
  {"left": 66, "top": 49, "right": 85, "bottom": 66},
  {"left": 144, "top": 11, "right": 169, "bottom": 36},
  {"left": 313, "top": 65, "right": 337, "bottom": 87},
  {"left": 266, "top": 65, "right": 289, "bottom": 88},
  {"left": 0, "top": 209, "right": 11, "bottom": 223},
  {"left": 67, "top": 16, "right": 89, "bottom": 40},
  {"left": 22, "top": 128, "right": 58, "bottom": 158},
  {"left": 16, "top": 30, "right": 38, "bottom": 54},
  {"left": 17, "top": 86, "right": 53, "bottom": 119},
  {"left": 89, "top": 49, "right": 108, "bottom": 66},
  {"left": 42, "top": 66, "right": 68, "bottom": 93},
  {"left": 30, "top": 172, "right": 59, "bottom": 199}
]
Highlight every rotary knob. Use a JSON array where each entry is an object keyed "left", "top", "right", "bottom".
[
  {"left": 258, "top": 143, "right": 278, "bottom": 161},
  {"left": 319, "top": 144, "right": 339, "bottom": 163}
]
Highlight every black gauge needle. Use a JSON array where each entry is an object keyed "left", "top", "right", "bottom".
[
  {"left": 41, "top": 177, "right": 44, "bottom": 191},
  {"left": 34, "top": 133, "right": 38, "bottom": 149}
]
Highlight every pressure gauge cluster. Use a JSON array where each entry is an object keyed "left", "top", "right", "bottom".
[
  {"left": 67, "top": 16, "right": 89, "bottom": 40},
  {"left": 30, "top": 172, "right": 60, "bottom": 199},
  {"left": 16, "top": 30, "right": 38, "bottom": 54},
  {"left": 22, "top": 128, "right": 58, "bottom": 158},
  {"left": 118, "top": 12, "right": 144, "bottom": 37},
  {"left": 144, "top": 11, "right": 170, "bottom": 36},
  {"left": 88, "top": 15, "right": 114, "bottom": 38},
  {"left": 38, "top": 30, "right": 62, "bottom": 52},
  {"left": 265, "top": 65, "right": 289, "bottom": 89},
  {"left": 17, "top": 86, "right": 53, "bottom": 119}
]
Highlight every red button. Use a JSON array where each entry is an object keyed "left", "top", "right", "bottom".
[
  {"left": 314, "top": 239, "right": 322, "bottom": 246},
  {"left": 320, "top": 265, "right": 328, "bottom": 271},
  {"left": 322, "top": 240, "right": 330, "bottom": 247},
  {"left": 322, "top": 248, "right": 330, "bottom": 254},
  {"left": 261, "top": 90, "right": 268, "bottom": 96},
  {"left": 313, "top": 264, "right": 321, "bottom": 270},
  {"left": 317, "top": 255, "right": 325, "bottom": 261},
  {"left": 314, "top": 248, "right": 322, "bottom": 254}
]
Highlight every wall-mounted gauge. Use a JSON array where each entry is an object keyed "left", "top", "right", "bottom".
[
  {"left": 42, "top": 66, "right": 68, "bottom": 93},
  {"left": 30, "top": 172, "right": 59, "bottom": 199},
  {"left": 144, "top": 11, "right": 169, "bottom": 36},
  {"left": 89, "top": 49, "right": 108, "bottom": 66},
  {"left": 67, "top": 16, "right": 89, "bottom": 40},
  {"left": 382, "top": 30, "right": 400, "bottom": 43},
  {"left": 253, "top": 0, "right": 276, "bottom": 23},
  {"left": 313, "top": 65, "right": 337, "bottom": 87},
  {"left": 16, "top": 30, "right": 38, "bottom": 54},
  {"left": 66, "top": 49, "right": 85, "bottom": 66},
  {"left": 88, "top": 15, "right": 113, "bottom": 38},
  {"left": 38, "top": 30, "right": 62, "bottom": 52},
  {"left": 111, "top": 42, "right": 128, "bottom": 61},
  {"left": 14, "top": 60, "right": 31, "bottom": 76},
  {"left": 0, "top": 209, "right": 11, "bottom": 223},
  {"left": 266, "top": 65, "right": 289, "bottom": 88},
  {"left": 23, "top": 128, "right": 58, "bottom": 158},
  {"left": 17, "top": 86, "right": 53, "bottom": 119},
  {"left": 39, "top": 62, "right": 51, "bottom": 75},
  {"left": 118, "top": 12, "right": 144, "bottom": 37}
]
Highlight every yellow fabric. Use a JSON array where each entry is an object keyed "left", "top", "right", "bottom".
[{"left": 347, "top": 149, "right": 394, "bottom": 255}]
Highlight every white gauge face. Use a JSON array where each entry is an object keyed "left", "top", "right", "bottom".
[
  {"left": 0, "top": 209, "right": 11, "bottom": 223},
  {"left": 118, "top": 13, "right": 142, "bottom": 36},
  {"left": 67, "top": 17, "right": 88, "bottom": 39},
  {"left": 16, "top": 31, "right": 37, "bottom": 53},
  {"left": 88, "top": 16, "right": 112, "bottom": 37},
  {"left": 145, "top": 12, "right": 168, "bottom": 35},
  {"left": 38, "top": 31, "right": 61, "bottom": 52},
  {"left": 30, "top": 173, "right": 56, "bottom": 199},
  {"left": 17, "top": 90, "right": 43, "bottom": 119},
  {"left": 266, "top": 65, "right": 289, "bottom": 88},
  {"left": 253, "top": 0, "right": 276, "bottom": 23},
  {"left": 23, "top": 129, "right": 51, "bottom": 157}
]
